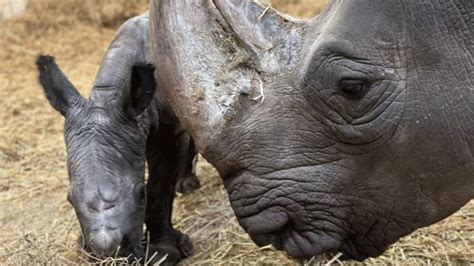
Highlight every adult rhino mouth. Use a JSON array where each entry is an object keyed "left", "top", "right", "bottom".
[
  {"left": 224, "top": 171, "right": 344, "bottom": 259},
  {"left": 224, "top": 170, "right": 388, "bottom": 260},
  {"left": 238, "top": 209, "right": 343, "bottom": 259}
]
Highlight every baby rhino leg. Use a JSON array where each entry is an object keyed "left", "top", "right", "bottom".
[{"left": 145, "top": 127, "right": 194, "bottom": 265}]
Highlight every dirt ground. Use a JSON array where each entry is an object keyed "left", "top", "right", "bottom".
[{"left": 0, "top": 0, "right": 472, "bottom": 265}]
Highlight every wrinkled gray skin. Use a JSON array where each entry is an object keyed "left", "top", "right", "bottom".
[
  {"left": 151, "top": 0, "right": 473, "bottom": 260},
  {"left": 37, "top": 13, "right": 198, "bottom": 264}
]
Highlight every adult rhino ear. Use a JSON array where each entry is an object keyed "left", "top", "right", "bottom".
[
  {"left": 121, "top": 64, "right": 157, "bottom": 116},
  {"left": 150, "top": 0, "right": 305, "bottom": 151},
  {"left": 36, "top": 55, "right": 85, "bottom": 117}
]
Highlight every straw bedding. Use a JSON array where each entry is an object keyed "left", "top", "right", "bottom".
[{"left": 0, "top": 0, "right": 472, "bottom": 264}]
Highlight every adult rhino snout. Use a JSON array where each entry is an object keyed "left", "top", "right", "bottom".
[{"left": 88, "top": 226, "right": 122, "bottom": 256}]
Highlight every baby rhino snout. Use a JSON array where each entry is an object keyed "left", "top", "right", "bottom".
[
  {"left": 82, "top": 186, "right": 132, "bottom": 257},
  {"left": 88, "top": 226, "right": 121, "bottom": 256}
]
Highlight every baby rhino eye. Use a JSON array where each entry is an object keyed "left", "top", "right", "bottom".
[{"left": 339, "top": 79, "right": 368, "bottom": 99}]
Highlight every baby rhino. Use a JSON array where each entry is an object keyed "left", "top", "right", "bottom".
[{"left": 36, "top": 13, "right": 198, "bottom": 264}]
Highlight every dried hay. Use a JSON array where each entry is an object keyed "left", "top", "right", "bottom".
[
  {"left": 0, "top": 0, "right": 472, "bottom": 265},
  {"left": 13, "top": 0, "right": 148, "bottom": 34}
]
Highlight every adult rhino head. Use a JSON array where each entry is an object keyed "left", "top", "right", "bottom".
[{"left": 150, "top": 0, "right": 473, "bottom": 260}]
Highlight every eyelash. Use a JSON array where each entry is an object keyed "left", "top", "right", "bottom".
[{"left": 339, "top": 79, "right": 369, "bottom": 99}]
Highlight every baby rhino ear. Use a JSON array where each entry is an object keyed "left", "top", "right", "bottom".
[
  {"left": 122, "top": 64, "right": 157, "bottom": 116},
  {"left": 36, "top": 55, "right": 85, "bottom": 117}
]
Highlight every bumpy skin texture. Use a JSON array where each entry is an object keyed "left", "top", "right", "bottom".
[
  {"left": 37, "top": 14, "right": 197, "bottom": 264},
  {"left": 151, "top": 0, "right": 473, "bottom": 260}
]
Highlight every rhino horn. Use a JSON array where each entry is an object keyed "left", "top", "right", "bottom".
[
  {"left": 92, "top": 14, "right": 154, "bottom": 114},
  {"left": 150, "top": 0, "right": 305, "bottom": 151}
]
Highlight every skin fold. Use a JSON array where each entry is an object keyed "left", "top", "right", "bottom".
[{"left": 151, "top": 0, "right": 473, "bottom": 260}]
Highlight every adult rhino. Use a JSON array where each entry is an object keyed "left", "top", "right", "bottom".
[{"left": 150, "top": 0, "right": 473, "bottom": 261}]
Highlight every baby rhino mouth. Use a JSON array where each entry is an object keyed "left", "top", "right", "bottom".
[
  {"left": 87, "top": 225, "right": 122, "bottom": 256},
  {"left": 82, "top": 224, "right": 143, "bottom": 261}
]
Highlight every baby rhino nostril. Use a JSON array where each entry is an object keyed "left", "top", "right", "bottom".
[{"left": 87, "top": 200, "right": 116, "bottom": 213}]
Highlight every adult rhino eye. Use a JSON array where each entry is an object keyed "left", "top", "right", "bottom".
[{"left": 339, "top": 79, "right": 368, "bottom": 99}]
